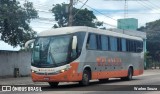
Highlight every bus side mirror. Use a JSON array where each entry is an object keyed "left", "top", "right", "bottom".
[
  {"left": 72, "top": 36, "right": 77, "bottom": 50},
  {"left": 25, "top": 39, "right": 35, "bottom": 49}
]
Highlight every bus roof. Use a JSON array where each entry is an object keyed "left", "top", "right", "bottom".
[{"left": 38, "top": 26, "right": 146, "bottom": 41}]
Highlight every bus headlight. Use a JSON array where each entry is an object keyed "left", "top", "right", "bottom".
[
  {"left": 60, "top": 69, "right": 65, "bottom": 73},
  {"left": 31, "top": 70, "right": 35, "bottom": 73},
  {"left": 59, "top": 65, "right": 71, "bottom": 73}
]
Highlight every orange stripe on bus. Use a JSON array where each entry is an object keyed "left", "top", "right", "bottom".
[
  {"left": 91, "top": 70, "right": 128, "bottom": 79},
  {"left": 32, "top": 62, "right": 82, "bottom": 82},
  {"left": 31, "top": 62, "right": 143, "bottom": 82},
  {"left": 133, "top": 69, "right": 143, "bottom": 76}
]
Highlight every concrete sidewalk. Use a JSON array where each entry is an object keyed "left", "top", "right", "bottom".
[{"left": 0, "top": 76, "right": 33, "bottom": 85}]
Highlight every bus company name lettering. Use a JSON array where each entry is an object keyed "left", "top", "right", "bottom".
[{"left": 96, "top": 57, "right": 122, "bottom": 66}]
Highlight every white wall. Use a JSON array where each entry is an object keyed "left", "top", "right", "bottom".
[{"left": 0, "top": 51, "right": 31, "bottom": 77}]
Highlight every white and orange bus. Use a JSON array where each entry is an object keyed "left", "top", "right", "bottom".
[{"left": 25, "top": 26, "right": 146, "bottom": 87}]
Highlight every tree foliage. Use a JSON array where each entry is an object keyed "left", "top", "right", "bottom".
[
  {"left": 138, "top": 19, "right": 160, "bottom": 62},
  {"left": 51, "top": 3, "right": 103, "bottom": 28},
  {"left": 0, "top": 0, "right": 38, "bottom": 47}
]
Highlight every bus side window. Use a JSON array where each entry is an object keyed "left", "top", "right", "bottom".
[
  {"left": 97, "top": 35, "right": 102, "bottom": 50},
  {"left": 133, "top": 41, "right": 137, "bottom": 52},
  {"left": 126, "top": 39, "right": 130, "bottom": 52},
  {"left": 117, "top": 38, "right": 122, "bottom": 51},
  {"left": 136, "top": 41, "right": 143, "bottom": 52},
  {"left": 110, "top": 36, "right": 117, "bottom": 51},
  {"left": 74, "top": 32, "right": 86, "bottom": 54},
  {"left": 122, "top": 38, "right": 126, "bottom": 51},
  {"left": 87, "top": 33, "right": 97, "bottom": 50},
  {"left": 130, "top": 40, "right": 134, "bottom": 52},
  {"left": 101, "top": 35, "right": 109, "bottom": 51}
]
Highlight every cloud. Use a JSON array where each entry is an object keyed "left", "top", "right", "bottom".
[
  {"left": 1, "top": 0, "right": 160, "bottom": 50},
  {"left": 0, "top": 41, "right": 20, "bottom": 51}
]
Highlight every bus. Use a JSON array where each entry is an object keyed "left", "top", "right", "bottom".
[{"left": 25, "top": 26, "right": 146, "bottom": 87}]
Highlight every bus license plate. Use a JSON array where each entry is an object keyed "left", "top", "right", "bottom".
[{"left": 44, "top": 77, "right": 50, "bottom": 80}]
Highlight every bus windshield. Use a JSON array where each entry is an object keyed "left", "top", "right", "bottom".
[{"left": 32, "top": 35, "right": 71, "bottom": 68}]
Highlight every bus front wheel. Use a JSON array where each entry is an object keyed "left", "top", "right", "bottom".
[
  {"left": 79, "top": 70, "right": 90, "bottom": 86},
  {"left": 48, "top": 82, "right": 59, "bottom": 87}
]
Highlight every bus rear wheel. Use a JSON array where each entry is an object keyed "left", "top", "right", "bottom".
[
  {"left": 121, "top": 68, "right": 133, "bottom": 81},
  {"left": 48, "top": 82, "right": 59, "bottom": 87},
  {"left": 79, "top": 70, "right": 90, "bottom": 86}
]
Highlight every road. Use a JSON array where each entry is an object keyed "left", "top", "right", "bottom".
[{"left": 0, "top": 70, "right": 160, "bottom": 94}]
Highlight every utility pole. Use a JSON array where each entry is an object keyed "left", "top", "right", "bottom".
[
  {"left": 124, "top": 0, "right": 128, "bottom": 18},
  {"left": 68, "top": 0, "right": 73, "bottom": 26}
]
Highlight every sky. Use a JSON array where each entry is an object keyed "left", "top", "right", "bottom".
[{"left": 0, "top": 0, "right": 160, "bottom": 51}]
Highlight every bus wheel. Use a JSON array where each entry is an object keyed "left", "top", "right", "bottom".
[
  {"left": 48, "top": 82, "right": 59, "bottom": 87},
  {"left": 99, "top": 78, "right": 109, "bottom": 83},
  {"left": 121, "top": 68, "right": 133, "bottom": 81},
  {"left": 79, "top": 70, "right": 90, "bottom": 86}
]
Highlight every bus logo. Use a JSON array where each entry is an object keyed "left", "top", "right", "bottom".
[{"left": 2, "top": 86, "right": 11, "bottom": 91}]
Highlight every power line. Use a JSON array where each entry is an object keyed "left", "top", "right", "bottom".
[
  {"left": 147, "top": 0, "right": 160, "bottom": 9},
  {"left": 37, "top": 17, "right": 55, "bottom": 22},
  {"left": 77, "top": 0, "right": 119, "bottom": 27},
  {"left": 73, "top": 0, "right": 88, "bottom": 18},
  {"left": 31, "top": 20, "right": 55, "bottom": 25},
  {"left": 37, "top": 10, "right": 52, "bottom": 13},
  {"left": 103, "top": 22, "right": 117, "bottom": 28},
  {"left": 137, "top": 0, "right": 160, "bottom": 13}
]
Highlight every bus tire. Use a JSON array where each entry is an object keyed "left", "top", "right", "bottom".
[
  {"left": 121, "top": 68, "right": 133, "bottom": 81},
  {"left": 99, "top": 78, "right": 109, "bottom": 83},
  {"left": 48, "top": 82, "right": 59, "bottom": 87},
  {"left": 79, "top": 70, "right": 90, "bottom": 86}
]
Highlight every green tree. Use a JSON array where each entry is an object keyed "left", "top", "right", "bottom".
[
  {"left": 138, "top": 19, "right": 160, "bottom": 62},
  {"left": 0, "top": 0, "right": 38, "bottom": 47},
  {"left": 51, "top": 3, "right": 103, "bottom": 28}
]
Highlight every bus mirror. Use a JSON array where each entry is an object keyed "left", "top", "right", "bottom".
[
  {"left": 72, "top": 36, "right": 77, "bottom": 50},
  {"left": 25, "top": 39, "right": 35, "bottom": 49}
]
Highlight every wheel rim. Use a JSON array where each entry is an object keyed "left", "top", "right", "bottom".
[
  {"left": 129, "top": 70, "right": 132, "bottom": 79},
  {"left": 83, "top": 73, "right": 89, "bottom": 83}
]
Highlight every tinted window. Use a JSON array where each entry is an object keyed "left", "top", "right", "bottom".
[
  {"left": 110, "top": 37, "right": 117, "bottom": 51},
  {"left": 87, "top": 33, "right": 97, "bottom": 50},
  {"left": 75, "top": 32, "right": 86, "bottom": 50},
  {"left": 72, "top": 32, "right": 86, "bottom": 58},
  {"left": 136, "top": 41, "right": 143, "bottom": 52},
  {"left": 101, "top": 35, "right": 109, "bottom": 50},
  {"left": 130, "top": 40, "right": 134, "bottom": 52},
  {"left": 117, "top": 38, "right": 122, "bottom": 51},
  {"left": 126, "top": 39, "right": 130, "bottom": 52},
  {"left": 122, "top": 38, "right": 126, "bottom": 51}
]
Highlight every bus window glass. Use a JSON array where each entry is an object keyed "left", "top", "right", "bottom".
[
  {"left": 126, "top": 39, "right": 130, "bottom": 52},
  {"left": 75, "top": 32, "right": 86, "bottom": 51},
  {"left": 101, "top": 35, "right": 108, "bottom": 50},
  {"left": 122, "top": 38, "right": 126, "bottom": 51},
  {"left": 49, "top": 35, "right": 71, "bottom": 65},
  {"left": 136, "top": 41, "right": 143, "bottom": 52},
  {"left": 33, "top": 38, "right": 50, "bottom": 62},
  {"left": 88, "top": 34, "right": 97, "bottom": 50},
  {"left": 117, "top": 38, "right": 122, "bottom": 51},
  {"left": 130, "top": 40, "right": 134, "bottom": 52},
  {"left": 73, "top": 32, "right": 86, "bottom": 58},
  {"left": 110, "top": 37, "right": 117, "bottom": 51}
]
